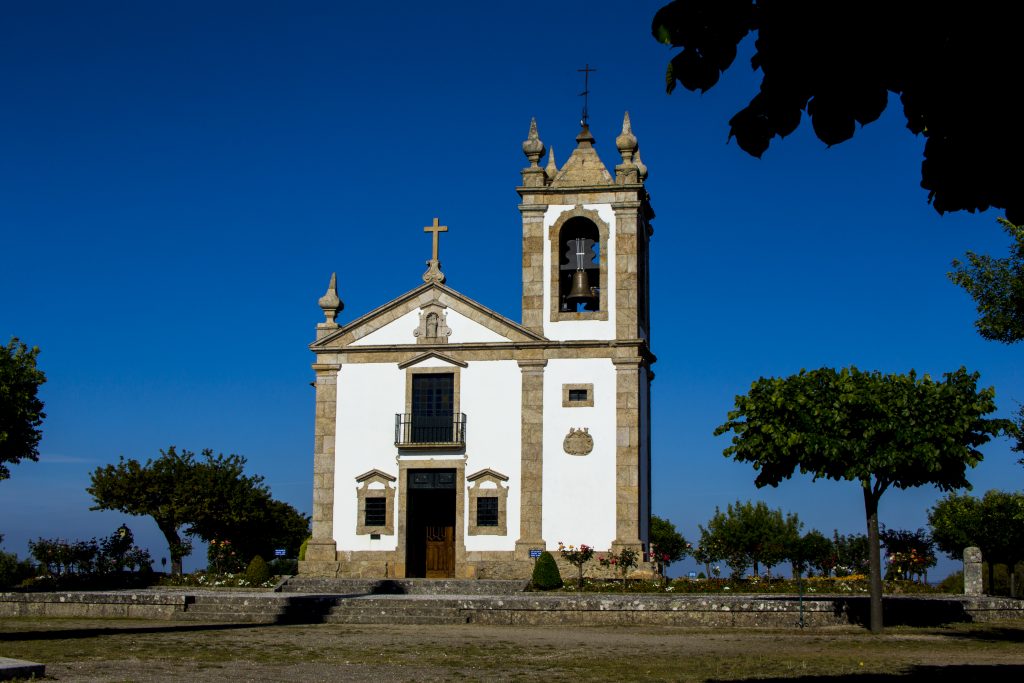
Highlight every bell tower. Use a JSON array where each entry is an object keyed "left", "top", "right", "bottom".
[{"left": 516, "top": 114, "right": 654, "bottom": 343}]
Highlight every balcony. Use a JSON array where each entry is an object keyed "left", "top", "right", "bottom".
[{"left": 395, "top": 413, "right": 467, "bottom": 448}]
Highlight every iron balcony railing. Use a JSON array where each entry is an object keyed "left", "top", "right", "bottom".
[{"left": 395, "top": 413, "right": 467, "bottom": 447}]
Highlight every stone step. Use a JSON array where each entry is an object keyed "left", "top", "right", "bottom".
[
  {"left": 323, "top": 612, "right": 469, "bottom": 625},
  {"left": 281, "top": 577, "right": 528, "bottom": 595}
]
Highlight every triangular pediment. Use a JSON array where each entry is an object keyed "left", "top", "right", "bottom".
[
  {"left": 355, "top": 468, "right": 396, "bottom": 483},
  {"left": 311, "top": 282, "right": 546, "bottom": 350},
  {"left": 398, "top": 351, "right": 468, "bottom": 369},
  {"left": 551, "top": 126, "right": 613, "bottom": 187}
]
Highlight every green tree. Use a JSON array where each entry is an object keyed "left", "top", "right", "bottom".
[
  {"left": 832, "top": 531, "right": 870, "bottom": 577},
  {"left": 715, "top": 366, "right": 1007, "bottom": 633},
  {"left": 929, "top": 490, "right": 1024, "bottom": 594},
  {"left": 651, "top": 2, "right": 1022, "bottom": 223},
  {"left": 699, "top": 501, "right": 801, "bottom": 579},
  {"left": 948, "top": 218, "right": 1024, "bottom": 344},
  {"left": 792, "top": 530, "right": 835, "bottom": 578},
  {"left": 87, "top": 446, "right": 309, "bottom": 576},
  {"left": 650, "top": 515, "right": 689, "bottom": 574},
  {"left": 0, "top": 338, "right": 46, "bottom": 481}
]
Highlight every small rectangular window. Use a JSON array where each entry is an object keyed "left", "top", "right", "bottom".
[
  {"left": 568, "top": 389, "right": 588, "bottom": 402},
  {"left": 364, "top": 497, "right": 387, "bottom": 527},
  {"left": 477, "top": 497, "right": 499, "bottom": 527}
]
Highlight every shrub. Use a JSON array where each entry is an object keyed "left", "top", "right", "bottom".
[
  {"left": 244, "top": 555, "right": 270, "bottom": 585},
  {"left": 298, "top": 536, "right": 311, "bottom": 561},
  {"left": 937, "top": 570, "right": 965, "bottom": 593},
  {"left": 531, "top": 551, "right": 563, "bottom": 590},
  {"left": 0, "top": 550, "right": 36, "bottom": 589}
]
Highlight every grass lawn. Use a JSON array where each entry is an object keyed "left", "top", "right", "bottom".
[{"left": 1, "top": 617, "right": 1023, "bottom": 681}]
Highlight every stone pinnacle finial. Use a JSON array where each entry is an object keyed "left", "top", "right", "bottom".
[
  {"left": 635, "top": 146, "right": 648, "bottom": 181},
  {"left": 318, "top": 272, "right": 343, "bottom": 326},
  {"left": 522, "top": 117, "right": 546, "bottom": 167},
  {"left": 616, "top": 111, "right": 638, "bottom": 163},
  {"left": 545, "top": 146, "right": 558, "bottom": 180}
]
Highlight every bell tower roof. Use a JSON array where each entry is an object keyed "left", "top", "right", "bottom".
[{"left": 550, "top": 124, "right": 614, "bottom": 187}]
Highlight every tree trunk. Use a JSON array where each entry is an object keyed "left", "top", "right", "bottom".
[
  {"left": 156, "top": 520, "right": 185, "bottom": 576},
  {"left": 863, "top": 487, "right": 884, "bottom": 634}
]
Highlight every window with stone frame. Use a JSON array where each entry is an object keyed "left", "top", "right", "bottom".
[
  {"left": 562, "top": 383, "right": 594, "bottom": 407},
  {"left": 466, "top": 468, "right": 508, "bottom": 536},
  {"left": 355, "top": 469, "right": 396, "bottom": 536}
]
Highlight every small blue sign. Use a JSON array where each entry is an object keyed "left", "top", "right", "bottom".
[
  {"left": 529, "top": 549, "right": 543, "bottom": 559},
  {"left": 274, "top": 548, "right": 286, "bottom": 557},
  {"left": 688, "top": 571, "right": 697, "bottom": 579}
]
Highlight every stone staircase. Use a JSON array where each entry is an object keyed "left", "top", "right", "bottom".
[{"left": 175, "top": 593, "right": 472, "bottom": 625}]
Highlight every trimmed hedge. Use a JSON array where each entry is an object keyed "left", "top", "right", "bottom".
[{"left": 532, "top": 551, "right": 563, "bottom": 590}]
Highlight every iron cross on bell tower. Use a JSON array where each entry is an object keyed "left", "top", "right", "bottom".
[
  {"left": 578, "top": 63, "right": 596, "bottom": 128},
  {"left": 422, "top": 217, "right": 447, "bottom": 284}
]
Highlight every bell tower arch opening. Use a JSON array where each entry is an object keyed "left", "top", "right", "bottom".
[{"left": 557, "top": 217, "right": 601, "bottom": 312}]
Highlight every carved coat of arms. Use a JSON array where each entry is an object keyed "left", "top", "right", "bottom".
[{"left": 563, "top": 427, "right": 594, "bottom": 456}]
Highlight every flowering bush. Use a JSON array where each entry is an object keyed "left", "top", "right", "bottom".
[
  {"left": 558, "top": 542, "right": 595, "bottom": 588},
  {"left": 207, "top": 539, "right": 244, "bottom": 574},
  {"left": 158, "top": 570, "right": 276, "bottom": 589},
  {"left": 598, "top": 547, "right": 639, "bottom": 583}
]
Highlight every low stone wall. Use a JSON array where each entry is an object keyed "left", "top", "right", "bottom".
[
  {"left": 0, "top": 591, "right": 186, "bottom": 619},
  {"left": 2, "top": 590, "right": 1022, "bottom": 627}
]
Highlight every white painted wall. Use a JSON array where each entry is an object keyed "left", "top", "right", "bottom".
[
  {"left": 541, "top": 358, "right": 617, "bottom": 550},
  {"left": 349, "top": 309, "right": 420, "bottom": 346},
  {"left": 333, "top": 356, "right": 522, "bottom": 553},
  {"left": 462, "top": 359, "right": 521, "bottom": 551},
  {"left": 542, "top": 204, "right": 617, "bottom": 341},
  {"left": 446, "top": 309, "right": 508, "bottom": 343},
  {"left": 334, "top": 362, "right": 405, "bottom": 551},
  {"left": 349, "top": 307, "right": 512, "bottom": 346}
]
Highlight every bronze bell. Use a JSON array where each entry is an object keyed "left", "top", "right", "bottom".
[{"left": 567, "top": 269, "right": 594, "bottom": 304}]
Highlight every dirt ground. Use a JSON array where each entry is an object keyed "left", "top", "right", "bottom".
[{"left": 2, "top": 617, "right": 1024, "bottom": 682}]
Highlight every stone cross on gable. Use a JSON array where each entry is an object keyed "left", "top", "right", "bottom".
[{"left": 422, "top": 217, "right": 447, "bottom": 284}]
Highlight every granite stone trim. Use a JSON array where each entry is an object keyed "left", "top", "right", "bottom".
[
  {"left": 548, "top": 206, "right": 610, "bottom": 322},
  {"left": 611, "top": 202, "right": 643, "bottom": 341},
  {"left": 562, "top": 382, "right": 595, "bottom": 408},
  {"left": 466, "top": 470, "right": 509, "bottom": 536},
  {"left": 515, "top": 359, "right": 546, "bottom": 559},
  {"left": 334, "top": 339, "right": 653, "bottom": 365},
  {"left": 519, "top": 203, "right": 548, "bottom": 334},
  {"left": 612, "top": 357, "right": 643, "bottom": 552},
  {"left": 307, "top": 362, "right": 341, "bottom": 563},
  {"left": 354, "top": 471, "right": 397, "bottom": 536}
]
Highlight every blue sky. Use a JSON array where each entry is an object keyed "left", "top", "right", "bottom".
[{"left": 2, "top": 1, "right": 1019, "bottom": 578}]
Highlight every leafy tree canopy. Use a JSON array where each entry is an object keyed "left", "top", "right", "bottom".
[
  {"left": 698, "top": 500, "right": 801, "bottom": 578},
  {"left": 0, "top": 338, "right": 46, "bottom": 481},
  {"left": 650, "top": 515, "right": 689, "bottom": 567},
  {"left": 651, "top": 2, "right": 1023, "bottom": 223},
  {"left": 87, "top": 446, "right": 309, "bottom": 575},
  {"left": 949, "top": 219, "right": 1024, "bottom": 344},
  {"left": 715, "top": 365, "right": 1007, "bottom": 632},
  {"left": 929, "top": 490, "right": 1024, "bottom": 568}
]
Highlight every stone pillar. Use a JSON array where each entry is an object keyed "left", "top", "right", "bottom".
[
  {"left": 519, "top": 204, "right": 547, "bottom": 334},
  {"left": 964, "top": 546, "right": 983, "bottom": 595},
  {"left": 611, "top": 202, "right": 641, "bottom": 341},
  {"left": 515, "top": 358, "right": 547, "bottom": 559},
  {"left": 611, "top": 357, "right": 642, "bottom": 552},
  {"left": 303, "top": 362, "right": 341, "bottom": 566}
]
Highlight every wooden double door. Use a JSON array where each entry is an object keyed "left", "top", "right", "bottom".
[{"left": 406, "top": 469, "right": 456, "bottom": 578}]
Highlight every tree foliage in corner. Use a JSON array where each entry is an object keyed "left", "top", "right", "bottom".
[
  {"left": 949, "top": 219, "right": 1024, "bottom": 344},
  {"left": 714, "top": 366, "right": 1008, "bottom": 633},
  {"left": 929, "top": 489, "right": 1024, "bottom": 592},
  {"left": 0, "top": 338, "right": 46, "bottom": 481},
  {"left": 651, "top": 2, "right": 1023, "bottom": 223},
  {"left": 87, "top": 446, "right": 309, "bottom": 575}
]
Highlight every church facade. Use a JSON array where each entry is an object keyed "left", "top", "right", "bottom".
[{"left": 300, "top": 114, "right": 655, "bottom": 579}]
